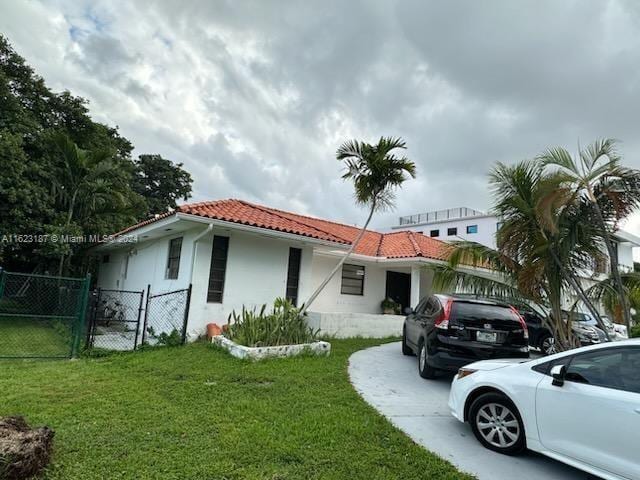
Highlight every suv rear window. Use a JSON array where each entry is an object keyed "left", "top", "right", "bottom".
[{"left": 451, "top": 302, "right": 519, "bottom": 322}]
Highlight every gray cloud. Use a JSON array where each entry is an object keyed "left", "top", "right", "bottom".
[{"left": 1, "top": 0, "right": 638, "bottom": 259}]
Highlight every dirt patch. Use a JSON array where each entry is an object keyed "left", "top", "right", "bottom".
[{"left": 0, "top": 416, "right": 54, "bottom": 479}]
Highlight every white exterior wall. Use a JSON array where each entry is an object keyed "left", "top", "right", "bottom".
[
  {"left": 97, "top": 227, "right": 201, "bottom": 293},
  {"left": 618, "top": 242, "right": 635, "bottom": 271},
  {"left": 187, "top": 230, "right": 313, "bottom": 336},
  {"left": 393, "top": 215, "right": 500, "bottom": 249},
  {"left": 306, "top": 254, "right": 387, "bottom": 314},
  {"left": 306, "top": 311, "right": 404, "bottom": 338}
]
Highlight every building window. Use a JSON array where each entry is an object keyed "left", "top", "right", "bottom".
[
  {"left": 286, "top": 248, "right": 302, "bottom": 306},
  {"left": 447, "top": 227, "right": 457, "bottom": 236},
  {"left": 207, "top": 236, "right": 229, "bottom": 303},
  {"left": 466, "top": 225, "right": 478, "bottom": 234},
  {"left": 496, "top": 221, "right": 504, "bottom": 231},
  {"left": 165, "top": 237, "right": 183, "bottom": 279},
  {"left": 341, "top": 264, "right": 365, "bottom": 296},
  {"left": 430, "top": 229, "right": 440, "bottom": 238}
]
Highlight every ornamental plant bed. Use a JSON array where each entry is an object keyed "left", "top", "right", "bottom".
[
  {"left": 214, "top": 297, "right": 331, "bottom": 360},
  {"left": 211, "top": 335, "right": 331, "bottom": 360}
]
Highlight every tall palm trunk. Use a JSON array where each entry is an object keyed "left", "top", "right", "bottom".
[
  {"left": 300, "top": 201, "right": 376, "bottom": 315},
  {"left": 58, "top": 190, "right": 78, "bottom": 277},
  {"left": 589, "top": 191, "right": 632, "bottom": 331},
  {"left": 547, "top": 247, "right": 611, "bottom": 341}
]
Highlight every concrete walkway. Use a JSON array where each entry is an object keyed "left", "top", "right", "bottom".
[{"left": 349, "top": 342, "right": 595, "bottom": 480}]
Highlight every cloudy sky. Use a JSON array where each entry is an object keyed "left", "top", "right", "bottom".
[{"left": 1, "top": 0, "right": 639, "bottom": 256}]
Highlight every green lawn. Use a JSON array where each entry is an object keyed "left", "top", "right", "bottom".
[
  {"left": 0, "top": 317, "right": 72, "bottom": 358},
  {"left": 0, "top": 339, "right": 472, "bottom": 480}
]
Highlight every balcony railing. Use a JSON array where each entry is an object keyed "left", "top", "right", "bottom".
[{"left": 398, "top": 207, "right": 486, "bottom": 226}]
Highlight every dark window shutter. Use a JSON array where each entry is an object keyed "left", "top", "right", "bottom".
[{"left": 207, "top": 236, "right": 229, "bottom": 303}]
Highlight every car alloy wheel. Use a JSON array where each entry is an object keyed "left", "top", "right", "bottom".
[
  {"left": 541, "top": 335, "right": 556, "bottom": 355},
  {"left": 475, "top": 403, "right": 521, "bottom": 449},
  {"left": 419, "top": 343, "right": 427, "bottom": 370}
]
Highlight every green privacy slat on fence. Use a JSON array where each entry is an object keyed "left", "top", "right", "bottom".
[{"left": 0, "top": 269, "right": 91, "bottom": 359}]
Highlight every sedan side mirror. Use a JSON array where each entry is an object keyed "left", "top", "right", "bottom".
[
  {"left": 404, "top": 307, "right": 413, "bottom": 315},
  {"left": 550, "top": 364, "right": 566, "bottom": 387}
]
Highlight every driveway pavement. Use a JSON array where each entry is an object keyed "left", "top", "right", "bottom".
[{"left": 349, "top": 341, "right": 595, "bottom": 480}]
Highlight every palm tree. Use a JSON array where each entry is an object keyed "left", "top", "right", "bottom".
[
  {"left": 52, "top": 134, "right": 125, "bottom": 275},
  {"left": 539, "top": 139, "right": 640, "bottom": 331},
  {"left": 300, "top": 137, "right": 416, "bottom": 314},
  {"left": 432, "top": 160, "right": 609, "bottom": 350}
]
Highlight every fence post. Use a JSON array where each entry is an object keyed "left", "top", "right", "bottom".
[
  {"left": 181, "top": 284, "right": 193, "bottom": 345},
  {"left": 141, "top": 284, "right": 151, "bottom": 345},
  {"left": 133, "top": 289, "right": 145, "bottom": 350},
  {"left": 71, "top": 274, "right": 91, "bottom": 358},
  {"left": 85, "top": 288, "right": 100, "bottom": 350},
  {"left": 0, "top": 268, "right": 6, "bottom": 300}
]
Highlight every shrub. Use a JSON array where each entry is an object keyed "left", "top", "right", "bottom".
[
  {"left": 226, "top": 298, "right": 318, "bottom": 347},
  {"left": 630, "top": 323, "right": 640, "bottom": 338},
  {"left": 380, "top": 297, "right": 401, "bottom": 314}
]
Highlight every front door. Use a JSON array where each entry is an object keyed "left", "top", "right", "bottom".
[{"left": 385, "top": 271, "right": 411, "bottom": 312}]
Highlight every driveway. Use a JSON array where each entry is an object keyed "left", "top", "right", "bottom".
[{"left": 349, "top": 341, "right": 595, "bottom": 480}]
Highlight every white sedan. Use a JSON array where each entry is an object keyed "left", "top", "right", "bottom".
[{"left": 449, "top": 339, "right": 640, "bottom": 480}]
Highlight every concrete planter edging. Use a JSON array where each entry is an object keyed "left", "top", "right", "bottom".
[{"left": 211, "top": 335, "right": 331, "bottom": 360}]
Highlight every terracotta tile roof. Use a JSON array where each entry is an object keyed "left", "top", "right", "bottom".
[{"left": 115, "top": 199, "right": 451, "bottom": 261}]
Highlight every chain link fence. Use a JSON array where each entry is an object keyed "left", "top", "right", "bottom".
[
  {"left": 142, "top": 285, "right": 192, "bottom": 347},
  {"left": 87, "top": 289, "right": 144, "bottom": 351},
  {"left": 0, "top": 269, "right": 90, "bottom": 358}
]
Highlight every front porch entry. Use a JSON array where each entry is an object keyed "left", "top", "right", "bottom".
[{"left": 385, "top": 271, "right": 411, "bottom": 312}]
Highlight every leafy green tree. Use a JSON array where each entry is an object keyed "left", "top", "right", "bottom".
[
  {"left": 51, "top": 134, "right": 134, "bottom": 275},
  {"left": 539, "top": 139, "right": 640, "bottom": 331},
  {"left": 0, "top": 35, "right": 193, "bottom": 274},
  {"left": 132, "top": 154, "right": 193, "bottom": 214},
  {"left": 301, "top": 137, "right": 416, "bottom": 314}
]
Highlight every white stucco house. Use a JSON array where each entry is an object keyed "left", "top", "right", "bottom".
[{"left": 95, "top": 199, "right": 452, "bottom": 339}]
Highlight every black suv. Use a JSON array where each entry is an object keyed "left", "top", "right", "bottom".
[{"left": 402, "top": 295, "right": 530, "bottom": 378}]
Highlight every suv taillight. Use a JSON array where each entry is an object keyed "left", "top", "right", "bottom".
[
  {"left": 435, "top": 298, "right": 454, "bottom": 330},
  {"left": 510, "top": 306, "right": 529, "bottom": 339}
]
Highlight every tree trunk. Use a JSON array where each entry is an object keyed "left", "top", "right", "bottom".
[
  {"left": 547, "top": 247, "right": 611, "bottom": 341},
  {"left": 58, "top": 191, "right": 77, "bottom": 277},
  {"left": 300, "top": 201, "right": 376, "bottom": 315},
  {"left": 590, "top": 196, "right": 632, "bottom": 332}
]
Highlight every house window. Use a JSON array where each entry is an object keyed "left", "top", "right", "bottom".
[
  {"left": 286, "top": 248, "right": 302, "bottom": 306},
  {"left": 496, "top": 221, "right": 504, "bottom": 231},
  {"left": 466, "top": 225, "right": 478, "bottom": 234},
  {"left": 447, "top": 227, "right": 457, "bottom": 236},
  {"left": 165, "top": 237, "right": 183, "bottom": 279},
  {"left": 207, "top": 236, "right": 229, "bottom": 303},
  {"left": 430, "top": 229, "right": 440, "bottom": 238},
  {"left": 341, "top": 264, "right": 365, "bottom": 295}
]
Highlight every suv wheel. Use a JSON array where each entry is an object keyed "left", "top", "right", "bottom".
[
  {"left": 417, "top": 340, "right": 437, "bottom": 379},
  {"left": 539, "top": 334, "right": 556, "bottom": 356},
  {"left": 469, "top": 393, "right": 525, "bottom": 455},
  {"left": 402, "top": 326, "right": 413, "bottom": 356}
]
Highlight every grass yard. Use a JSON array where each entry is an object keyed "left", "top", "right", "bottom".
[
  {"left": 0, "top": 339, "right": 472, "bottom": 480},
  {"left": 0, "top": 317, "right": 72, "bottom": 358}
]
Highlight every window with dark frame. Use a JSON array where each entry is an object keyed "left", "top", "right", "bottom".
[
  {"left": 207, "top": 235, "right": 229, "bottom": 303},
  {"left": 341, "top": 264, "right": 365, "bottom": 295},
  {"left": 466, "top": 224, "right": 478, "bottom": 234},
  {"left": 447, "top": 227, "right": 457, "bottom": 236},
  {"left": 286, "top": 248, "right": 302, "bottom": 306},
  {"left": 429, "top": 229, "right": 440, "bottom": 237},
  {"left": 165, "top": 237, "right": 183, "bottom": 279}
]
